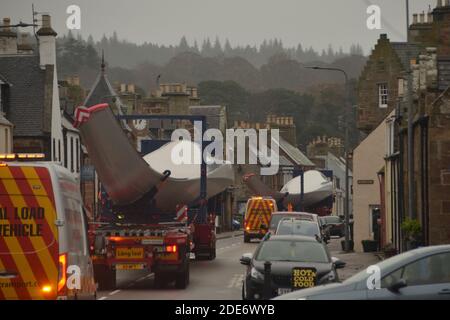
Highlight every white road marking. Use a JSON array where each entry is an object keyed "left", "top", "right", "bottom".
[
  {"left": 98, "top": 296, "right": 108, "bottom": 300},
  {"left": 109, "top": 289, "right": 121, "bottom": 296}
]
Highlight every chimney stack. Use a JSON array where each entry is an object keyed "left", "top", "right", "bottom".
[
  {"left": 37, "top": 14, "right": 57, "bottom": 67},
  {"left": 17, "top": 33, "right": 33, "bottom": 54},
  {"left": 2, "top": 18, "right": 10, "bottom": 31},
  {"left": 437, "top": 0, "right": 443, "bottom": 7},
  {"left": 413, "top": 14, "right": 418, "bottom": 24},
  {"left": 428, "top": 12, "right": 433, "bottom": 23},
  {"left": 0, "top": 17, "right": 18, "bottom": 54}
]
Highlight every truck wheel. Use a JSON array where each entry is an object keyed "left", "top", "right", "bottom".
[
  {"left": 244, "top": 233, "right": 250, "bottom": 243},
  {"left": 175, "top": 262, "right": 190, "bottom": 289},
  {"left": 101, "top": 268, "right": 116, "bottom": 291},
  {"left": 207, "top": 247, "right": 216, "bottom": 260},
  {"left": 95, "top": 265, "right": 116, "bottom": 291}
]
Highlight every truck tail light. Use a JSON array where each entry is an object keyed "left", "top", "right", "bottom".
[
  {"left": 57, "top": 253, "right": 67, "bottom": 295},
  {"left": 166, "top": 245, "right": 177, "bottom": 253}
]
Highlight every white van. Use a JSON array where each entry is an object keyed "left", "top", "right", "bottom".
[{"left": 0, "top": 155, "right": 96, "bottom": 300}]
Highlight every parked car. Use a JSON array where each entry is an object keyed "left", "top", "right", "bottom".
[
  {"left": 320, "top": 215, "right": 345, "bottom": 237},
  {"left": 275, "top": 218, "right": 325, "bottom": 242},
  {"left": 240, "top": 235, "right": 345, "bottom": 299},
  {"left": 275, "top": 245, "right": 450, "bottom": 300},
  {"left": 269, "top": 211, "right": 319, "bottom": 233},
  {"left": 232, "top": 219, "right": 241, "bottom": 231}
]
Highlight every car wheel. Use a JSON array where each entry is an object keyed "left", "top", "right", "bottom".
[{"left": 242, "top": 280, "right": 248, "bottom": 300}]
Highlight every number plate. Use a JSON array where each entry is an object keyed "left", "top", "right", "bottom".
[
  {"left": 115, "top": 247, "right": 144, "bottom": 259},
  {"left": 277, "top": 288, "right": 292, "bottom": 295},
  {"left": 115, "top": 264, "right": 145, "bottom": 270}
]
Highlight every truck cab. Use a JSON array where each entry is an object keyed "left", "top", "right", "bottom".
[{"left": 244, "top": 196, "right": 277, "bottom": 243}]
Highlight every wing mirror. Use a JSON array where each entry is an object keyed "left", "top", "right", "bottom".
[
  {"left": 332, "top": 257, "right": 346, "bottom": 269},
  {"left": 388, "top": 279, "right": 407, "bottom": 293},
  {"left": 240, "top": 253, "right": 252, "bottom": 266}
]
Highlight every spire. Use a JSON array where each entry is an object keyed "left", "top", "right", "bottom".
[{"left": 101, "top": 49, "right": 105, "bottom": 73}]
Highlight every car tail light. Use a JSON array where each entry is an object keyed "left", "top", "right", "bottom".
[{"left": 57, "top": 253, "right": 67, "bottom": 295}]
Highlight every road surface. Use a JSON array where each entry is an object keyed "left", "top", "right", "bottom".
[{"left": 97, "top": 235, "right": 378, "bottom": 300}]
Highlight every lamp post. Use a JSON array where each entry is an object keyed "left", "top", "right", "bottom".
[
  {"left": 405, "top": 0, "right": 415, "bottom": 221},
  {"left": 305, "top": 66, "right": 351, "bottom": 252}
]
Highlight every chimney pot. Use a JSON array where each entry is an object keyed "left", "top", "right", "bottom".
[
  {"left": 36, "top": 14, "right": 57, "bottom": 37},
  {"left": 419, "top": 12, "right": 425, "bottom": 23},
  {"left": 42, "top": 15, "right": 51, "bottom": 28}
]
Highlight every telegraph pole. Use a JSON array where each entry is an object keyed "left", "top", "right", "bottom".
[{"left": 305, "top": 66, "right": 351, "bottom": 252}]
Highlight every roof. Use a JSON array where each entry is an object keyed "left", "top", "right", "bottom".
[
  {"left": 62, "top": 113, "right": 78, "bottom": 133},
  {"left": 268, "top": 234, "right": 319, "bottom": 242},
  {"left": 277, "top": 136, "right": 315, "bottom": 167},
  {"left": 0, "top": 55, "right": 47, "bottom": 136},
  {"left": 0, "top": 72, "right": 11, "bottom": 85},
  {"left": 391, "top": 42, "right": 422, "bottom": 70},
  {"left": 83, "top": 66, "right": 131, "bottom": 131},
  {"left": 189, "top": 105, "right": 226, "bottom": 130},
  {"left": 0, "top": 113, "right": 13, "bottom": 127}
]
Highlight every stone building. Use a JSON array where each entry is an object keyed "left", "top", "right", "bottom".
[
  {"left": 231, "top": 117, "right": 315, "bottom": 217},
  {"left": 307, "top": 136, "right": 351, "bottom": 218},
  {"left": 0, "top": 15, "right": 80, "bottom": 176},
  {"left": 357, "top": 34, "right": 421, "bottom": 134},
  {"left": 355, "top": 1, "right": 450, "bottom": 252},
  {"left": 139, "top": 83, "right": 200, "bottom": 115}
]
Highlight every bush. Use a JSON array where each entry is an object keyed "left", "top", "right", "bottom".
[{"left": 401, "top": 218, "right": 421, "bottom": 241}]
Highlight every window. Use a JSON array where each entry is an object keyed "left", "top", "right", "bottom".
[
  {"left": 76, "top": 138, "right": 79, "bottom": 173},
  {"left": 382, "top": 253, "right": 450, "bottom": 288},
  {"left": 70, "top": 137, "right": 74, "bottom": 172},
  {"left": 378, "top": 83, "right": 388, "bottom": 108}
]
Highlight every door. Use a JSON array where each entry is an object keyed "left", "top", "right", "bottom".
[
  {"left": 374, "top": 252, "right": 450, "bottom": 300},
  {"left": 0, "top": 165, "right": 59, "bottom": 300}
]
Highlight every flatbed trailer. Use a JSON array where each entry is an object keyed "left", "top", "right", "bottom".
[{"left": 90, "top": 222, "right": 192, "bottom": 290}]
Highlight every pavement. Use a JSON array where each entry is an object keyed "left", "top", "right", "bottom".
[
  {"left": 327, "top": 237, "right": 381, "bottom": 281},
  {"left": 216, "top": 229, "right": 244, "bottom": 240},
  {"left": 96, "top": 234, "right": 380, "bottom": 300}
]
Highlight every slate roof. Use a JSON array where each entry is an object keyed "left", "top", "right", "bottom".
[
  {"left": 391, "top": 42, "right": 422, "bottom": 70},
  {"left": 189, "top": 105, "right": 225, "bottom": 130},
  {"left": 277, "top": 136, "right": 315, "bottom": 167},
  {"left": 0, "top": 55, "right": 47, "bottom": 136},
  {"left": 83, "top": 67, "right": 131, "bottom": 131},
  {"left": 0, "top": 72, "right": 10, "bottom": 85}
]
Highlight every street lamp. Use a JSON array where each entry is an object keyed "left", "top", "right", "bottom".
[{"left": 305, "top": 66, "right": 352, "bottom": 252}]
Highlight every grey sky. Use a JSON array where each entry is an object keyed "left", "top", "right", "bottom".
[{"left": 1, "top": 0, "right": 432, "bottom": 54}]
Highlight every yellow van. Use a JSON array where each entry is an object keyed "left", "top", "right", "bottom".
[
  {"left": 244, "top": 197, "right": 277, "bottom": 243},
  {"left": 0, "top": 155, "right": 96, "bottom": 300}
]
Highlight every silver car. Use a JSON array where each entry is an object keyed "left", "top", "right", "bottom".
[{"left": 275, "top": 245, "right": 450, "bottom": 300}]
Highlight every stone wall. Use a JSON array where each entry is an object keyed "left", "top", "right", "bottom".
[{"left": 357, "top": 34, "right": 404, "bottom": 134}]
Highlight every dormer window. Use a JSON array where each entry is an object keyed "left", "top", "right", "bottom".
[{"left": 378, "top": 83, "right": 388, "bottom": 108}]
